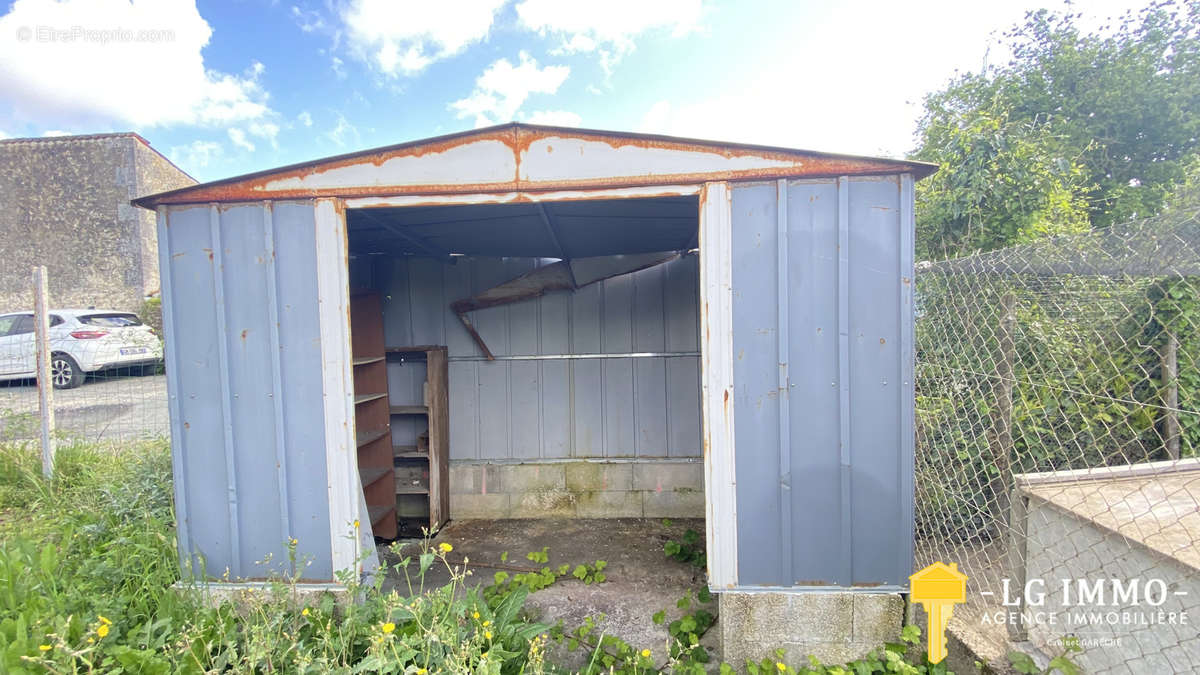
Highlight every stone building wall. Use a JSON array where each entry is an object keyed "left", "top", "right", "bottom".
[{"left": 0, "top": 133, "right": 194, "bottom": 314}]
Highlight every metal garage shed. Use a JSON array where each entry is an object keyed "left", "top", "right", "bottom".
[{"left": 133, "top": 124, "right": 934, "bottom": 618}]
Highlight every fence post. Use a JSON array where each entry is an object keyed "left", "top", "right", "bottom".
[
  {"left": 989, "top": 292, "right": 1016, "bottom": 532},
  {"left": 1163, "top": 330, "right": 1180, "bottom": 460},
  {"left": 33, "top": 266, "right": 55, "bottom": 478}
]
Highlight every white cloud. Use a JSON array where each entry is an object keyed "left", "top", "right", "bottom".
[
  {"left": 331, "top": 55, "right": 346, "bottom": 79},
  {"left": 340, "top": 0, "right": 505, "bottom": 77},
  {"left": 169, "top": 139, "right": 223, "bottom": 170},
  {"left": 290, "top": 4, "right": 325, "bottom": 33},
  {"left": 227, "top": 128, "right": 254, "bottom": 152},
  {"left": 516, "top": 0, "right": 703, "bottom": 72},
  {"left": 0, "top": 0, "right": 276, "bottom": 130},
  {"left": 325, "top": 113, "right": 359, "bottom": 147},
  {"left": 247, "top": 120, "right": 279, "bottom": 147},
  {"left": 42, "top": 129, "right": 71, "bottom": 137},
  {"left": 297, "top": 111, "right": 313, "bottom": 127},
  {"left": 523, "top": 110, "right": 582, "bottom": 127},
  {"left": 450, "top": 52, "right": 569, "bottom": 128}
]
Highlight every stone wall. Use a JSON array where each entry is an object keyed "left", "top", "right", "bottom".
[
  {"left": 0, "top": 133, "right": 194, "bottom": 314},
  {"left": 449, "top": 459, "right": 705, "bottom": 519}
]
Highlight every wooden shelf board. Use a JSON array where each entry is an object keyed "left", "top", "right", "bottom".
[
  {"left": 390, "top": 405, "right": 428, "bottom": 415},
  {"left": 394, "top": 446, "right": 429, "bottom": 460},
  {"left": 368, "top": 504, "right": 396, "bottom": 526},
  {"left": 353, "top": 356, "right": 385, "bottom": 366},
  {"left": 385, "top": 346, "right": 441, "bottom": 354},
  {"left": 396, "top": 484, "right": 430, "bottom": 495},
  {"left": 360, "top": 466, "right": 392, "bottom": 487},
  {"left": 356, "top": 429, "right": 389, "bottom": 448},
  {"left": 354, "top": 392, "right": 388, "bottom": 405}
]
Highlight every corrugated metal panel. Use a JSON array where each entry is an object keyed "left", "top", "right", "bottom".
[
  {"left": 364, "top": 255, "right": 701, "bottom": 460},
  {"left": 161, "top": 201, "right": 335, "bottom": 581},
  {"left": 729, "top": 176, "right": 914, "bottom": 590}
]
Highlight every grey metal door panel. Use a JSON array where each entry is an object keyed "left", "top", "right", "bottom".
[{"left": 731, "top": 177, "right": 914, "bottom": 590}]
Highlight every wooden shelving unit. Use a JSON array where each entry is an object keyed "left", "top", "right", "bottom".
[
  {"left": 386, "top": 346, "right": 450, "bottom": 533},
  {"left": 350, "top": 291, "right": 398, "bottom": 540}
]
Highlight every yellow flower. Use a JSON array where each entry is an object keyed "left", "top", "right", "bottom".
[
  {"left": 776, "top": 662, "right": 786, "bottom": 672},
  {"left": 438, "top": 542, "right": 453, "bottom": 553},
  {"left": 98, "top": 615, "right": 112, "bottom": 626},
  {"left": 302, "top": 608, "right": 310, "bottom": 617},
  {"left": 472, "top": 611, "right": 480, "bottom": 619},
  {"left": 641, "top": 649, "right": 651, "bottom": 658},
  {"left": 417, "top": 669, "right": 427, "bottom": 675},
  {"left": 484, "top": 630, "right": 493, "bottom": 640},
  {"left": 353, "top": 519, "right": 360, "bottom": 529},
  {"left": 97, "top": 624, "right": 110, "bottom": 638},
  {"left": 87, "top": 638, "right": 95, "bottom": 644},
  {"left": 382, "top": 622, "right": 395, "bottom": 634},
  {"left": 39, "top": 644, "right": 51, "bottom": 652},
  {"left": 482, "top": 620, "right": 490, "bottom": 627},
  {"left": 288, "top": 537, "right": 298, "bottom": 546}
]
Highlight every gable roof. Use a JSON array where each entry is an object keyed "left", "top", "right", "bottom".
[{"left": 133, "top": 122, "right": 935, "bottom": 209}]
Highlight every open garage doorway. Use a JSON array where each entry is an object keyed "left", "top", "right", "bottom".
[{"left": 343, "top": 195, "right": 704, "bottom": 538}]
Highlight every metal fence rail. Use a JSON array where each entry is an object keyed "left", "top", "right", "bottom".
[{"left": 914, "top": 206, "right": 1200, "bottom": 671}]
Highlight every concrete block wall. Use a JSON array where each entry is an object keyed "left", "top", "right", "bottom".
[
  {"left": 449, "top": 459, "right": 704, "bottom": 519},
  {"left": 1024, "top": 500, "right": 1200, "bottom": 673}
]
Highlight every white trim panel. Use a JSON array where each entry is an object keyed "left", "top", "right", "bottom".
[
  {"left": 314, "top": 198, "right": 361, "bottom": 577},
  {"left": 700, "top": 181, "right": 738, "bottom": 588}
]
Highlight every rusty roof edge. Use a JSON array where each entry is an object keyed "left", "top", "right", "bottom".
[{"left": 132, "top": 122, "right": 938, "bottom": 210}]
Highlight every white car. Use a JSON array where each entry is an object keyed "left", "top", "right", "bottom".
[{"left": 0, "top": 309, "right": 163, "bottom": 389}]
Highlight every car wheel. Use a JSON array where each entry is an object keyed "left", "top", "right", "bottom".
[{"left": 50, "top": 353, "right": 85, "bottom": 389}]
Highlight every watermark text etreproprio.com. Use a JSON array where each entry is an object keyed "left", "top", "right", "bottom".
[{"left": 15, "top": 25, "right": 176, "bottom": 44}]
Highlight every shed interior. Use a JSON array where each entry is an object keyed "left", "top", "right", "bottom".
[{"left": 344, "top": 196, "right": 704, "bottom": 537}]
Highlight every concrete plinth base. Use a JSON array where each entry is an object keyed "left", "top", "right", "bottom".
[{"left": 719, "top": 592, "right": 905, "bottom": 667}]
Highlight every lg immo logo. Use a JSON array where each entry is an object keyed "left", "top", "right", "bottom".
[{"left": 980, "top": 577, "right": 1190, "bottom": 628}]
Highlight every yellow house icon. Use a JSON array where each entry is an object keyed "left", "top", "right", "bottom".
[{"left": 909, "top": 561, "right": 968, "bottom": 664}]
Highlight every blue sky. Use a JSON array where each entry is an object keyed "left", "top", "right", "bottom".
[{"left": 0, "top": 0, "right": 1152, "bottom": 183}]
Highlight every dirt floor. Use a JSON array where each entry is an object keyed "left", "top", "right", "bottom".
[{"left": 378, "top": 518, "right": 717, "bottom": 670}]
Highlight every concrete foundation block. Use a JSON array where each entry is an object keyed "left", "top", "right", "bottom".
[
  {"left": 565, "top": 462, "right": 634, "bottom": 492},
  {"left": 632, "top": 461, "right": 704, "bottom": 492},
  {"left": 719, "top": 592, "right": 903, "bottom": 668},
  {"left": 575, "top": 490, "right": 643, "bottom": 518},
  {"left": 501, "top": 464, "right": 566, "bottom": 492},
  {"left": 642, "top": 487, "right": 705, "bottom": 518},
  {"left": 449, "top": 464, "right": 480, "bottom": 495},
  {"left": 449, "top": 492, "right": 511, "bottom": 519},
  {"left": 510, "top": 488, "right": 577, "bottom": 518}
]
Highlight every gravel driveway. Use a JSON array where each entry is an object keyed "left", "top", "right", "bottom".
[{"left": 0, "top": 373, "right": 168, "bottom": 443}]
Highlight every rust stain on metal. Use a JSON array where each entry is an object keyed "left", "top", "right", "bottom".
[
  {"left": 203, "top": 248, "right": 213, "bottom": 261},
  {"left": 133, "top": 123, "right": 936, "bottom": 207},
  {"left": 241, "top": 329, "right": 248, "bottom": 341}
]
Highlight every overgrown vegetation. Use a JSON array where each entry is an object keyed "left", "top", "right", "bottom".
[
  {"left": 0, "top": 441, "right": 983, "bottom": 673},
  {"left": 911, "top": 1, "right": 1200, "bottom": 259}
]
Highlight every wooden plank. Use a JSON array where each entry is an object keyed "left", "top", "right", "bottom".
[
  {"left": 390, "top": 405, "right": 429, "bottom": 415},
  {"left": 354, "top": 356, "right": 385, "bottom": 366},
  {"left": 427, "top": 348, "right": 451, "bottom": 531},
  {"left": 355, "top": 392, "right": 388, "bottom": 405},
  {"left": 393, "top": 446, "right": 428, "bottom": 459},
  {"left": 360, "top": 466, "right": 391, "bottom": 487}
]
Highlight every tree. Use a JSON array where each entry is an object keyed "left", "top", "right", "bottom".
[{"left": 912, "top": 0, "right": 1200, "bottom": 260}]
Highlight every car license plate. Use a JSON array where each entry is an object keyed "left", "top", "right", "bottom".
[{"left": 120, "top": 347, "right": 148, "bottom": 355}]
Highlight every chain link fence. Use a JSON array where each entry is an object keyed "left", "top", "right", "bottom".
[
  {"left": 0, "top": 272, "right": 168, "bottom": 449},
  {"left": 915, "top": 205, "right": 1200, "bottom": 671}
]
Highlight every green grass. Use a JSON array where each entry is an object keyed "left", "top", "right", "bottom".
[{"left": 0, "top": 441, "right": 552, "bottom": 674}]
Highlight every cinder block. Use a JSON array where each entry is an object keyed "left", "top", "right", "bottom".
[
  {"left": 501, "top": 464, "right": 565, "bottom": 492},
  {"left": 575, "top": 490, "right": 643, "bottom": 518},
  {"left": 633, "top": 461, "right": 704, "bottom": 492},
  {"left": 720, "top": 592, "right": 901, "bottom": 667},
  {"left": 641, "top": 487, "right": 705, "bottom": 518},
  {"left": 449, "top": 464, "right": 479, "bottom": 495},
  {"left": 851, "top": 594, "right": 905, "bottom": 643},
  {"left": 565, "top": 462, "right": 633, "bottom": 492},
  {"left": 450, "top": 492, "right": 511, "bottom": 519},
  {"left": 509, "top": 489, "right": 577, "bottom": 518},
  {"left": 449, "top": 463, "right": 503, "bottom": 494}
]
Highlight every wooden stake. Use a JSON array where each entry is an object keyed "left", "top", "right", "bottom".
[{"left": 33, "top": 266, "right": 54, "bottom": 478}]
